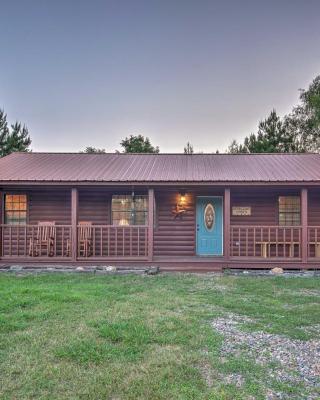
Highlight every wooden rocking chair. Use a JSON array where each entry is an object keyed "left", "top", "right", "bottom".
[
  {"left": 29, "top": 221, "right": 56, "bottom": 257},
  {"left": 78, "top": 221, "right": 93, "bottom": 257}
]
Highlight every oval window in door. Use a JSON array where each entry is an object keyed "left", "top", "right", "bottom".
[{"left": 204, "top": 203, "right": 215, "bottom": 231}]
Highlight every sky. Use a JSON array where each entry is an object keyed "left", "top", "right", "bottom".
[{"left": 0, "top": 0, "right": 320, "bottom": 153}]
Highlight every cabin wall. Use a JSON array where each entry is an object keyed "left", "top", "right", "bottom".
[
  {"left": 78, "top": 188, "right": 111, "bottom": 224},
  {"left": 28, "top": 189, "right": 71, "bottom": 224},
  {"left": 153, "top": 191, "right": 195, "bottom": 257},
  {"left": 308, "top": 188, "right": 320, "bottom": 226},
  {"left": 230, "top": 188, "right": 301, "bottom": 226}
]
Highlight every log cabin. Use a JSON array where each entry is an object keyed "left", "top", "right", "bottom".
[{"left": 1, "top": 152, "right": 320, "bottom": 272}]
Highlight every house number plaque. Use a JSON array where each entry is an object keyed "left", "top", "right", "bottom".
[{"left": 232, "top": 206, "right": 251, "bottom": 216}]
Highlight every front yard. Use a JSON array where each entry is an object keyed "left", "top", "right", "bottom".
[{"left": 0, "top": 272, "right": 319, "bottom": 399}]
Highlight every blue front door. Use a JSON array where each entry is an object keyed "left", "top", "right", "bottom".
[{"left": 196, "top": 197, "right": 223, "bottom": 256}]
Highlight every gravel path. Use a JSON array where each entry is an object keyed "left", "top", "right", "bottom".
[{"left": 211, "top": 315, "right": 320, "bottom": 399}]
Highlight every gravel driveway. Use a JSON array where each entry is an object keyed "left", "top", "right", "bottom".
[{"left": 212, "top": 314, "right": 320, "bottom": 399}]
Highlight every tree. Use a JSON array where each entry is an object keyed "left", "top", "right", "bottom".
[
  {"left": 0, "top": 109, "right": 9, "bottom": 157},
  {"left": 184, "top": 142, "right": 194, "bottom": 154},
  {"left": 227, "top": 110, "right": 293, "bottom": 153},
  {"left": 120, "top": 135, "right": 159, "bottom": 153},
  {"left": 0, "top": 109, "right": 31, "bottom": 157},
  {"left": 82, "top": 146, "right": 106, "bottom": 153},
  {"left": 283, "top": 76, "right": 320, "bottom": 152},
  {"left": 227, "top": 75, "right": 320, "bottom": 153}
]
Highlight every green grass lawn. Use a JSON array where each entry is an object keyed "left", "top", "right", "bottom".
[{"left": 0, "top": 272, "right": 319, "bottom": 399}]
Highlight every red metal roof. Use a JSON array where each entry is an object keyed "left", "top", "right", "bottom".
[{"left": 0, "top": 152, "right": 320, "bottom": 183}]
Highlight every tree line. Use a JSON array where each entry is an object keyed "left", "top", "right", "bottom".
[
  {"left": 1, "top": 75, "right": 319, "bottom": 157},
  {"left": 227, "top": 76, "right": 320, "bottom": 153}
]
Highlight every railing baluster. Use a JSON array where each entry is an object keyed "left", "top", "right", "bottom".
[
  {"left": 130, "top": 227, "right": 133, "bottom": 257},
  {"left": 23, "top": 226, "right": 25, "bottom": 256},
  {"left": 93, "top": 227, "right": 96, "bottom": 257},
  {"left": 246, "top": 228, "right": 248, "bottom": 257},
  {"left": 122, "top": 227, "right": 125, "bottom": 257},
  {"left": 100, "top": 227, "right": 103, "bottom": 257},
  {"left": 107, "top": 226, "right": 110, "bottom": 257},
  {"left": 1, "top": 226, "right": 3, "bottom": 257},
  {"left": 316, "top": 228, "right": 318, "bottom": 258},
  {"left": 115, "top": 227, "right": 118, "bottom": 256},
  {"left": 9, "top": 226, "right": 12, "bottom": 256},
  {"left": 17, "top": 226, "right": 20, "bottom": 256},
  {"left": 231, "top": 226, "right": 233, "bottom": 257},
  {"left": 299, "top": 227, "right": 301, "bottom": 258}
]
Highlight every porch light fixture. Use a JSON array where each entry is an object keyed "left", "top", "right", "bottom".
[
  {"left": 172, "top": 190, "right": 187, "bottom": 219},
  {"left": 179, "top": 190, "right": 186, "bottom": 205}
]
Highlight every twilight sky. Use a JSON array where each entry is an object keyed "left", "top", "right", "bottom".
[{"left": 0, "top": 0, "right": 319, "bottom": 153}]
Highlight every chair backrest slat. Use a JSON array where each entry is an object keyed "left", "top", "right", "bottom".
[
  {"left": 79, "top": 221, "right": 92, "bottom": 241},
  {"left": 37, "top": 221, "right": 56, "bottom": 241}
]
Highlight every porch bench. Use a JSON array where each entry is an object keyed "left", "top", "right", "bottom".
[{"left": 255, "top": 241, "right": 300, "bottom": 258}]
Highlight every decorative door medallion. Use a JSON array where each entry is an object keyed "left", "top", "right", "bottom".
[{"left": 204, "top": 203, "right": 215, "bottom": 231}]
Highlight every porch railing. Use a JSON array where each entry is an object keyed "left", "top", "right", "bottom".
[
  {"left": 230, "top": 225, "right": 302, "bottom": 259},
  {"left": 308, "top": 227, "right": 320, "bottom": 258},
  {"left": 77, "top": 225, "right": 148, "bottom": 259},
  {"left": 2, "top": 223, "right": 318, "bottom": 261},
  {"left": 0, "top": 224, "right": 72, "bottom": 258}
]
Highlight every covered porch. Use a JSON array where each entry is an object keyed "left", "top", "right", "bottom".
[
  {"left": 0, "top": 187, "right": 154, "bottom": 262},
  {"left": 1, "top": 185, "right": 320, "bottom": 268}
]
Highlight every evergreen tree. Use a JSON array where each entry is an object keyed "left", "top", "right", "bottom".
[
  {"left": 0, "top": 109, "right": 9, "bottom": 157},
  {"left": 184, "top": 142, "right": 194, "bottom": 154},
  {"left": 0, "top": 109, "right": 31, "bottom": 157},
  {"left": 227, "top": 110, "right": 292, "bottom": 153}
]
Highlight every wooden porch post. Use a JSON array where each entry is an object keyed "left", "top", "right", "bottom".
[
  {"left": 224, "top": 188, "right": 231, "bottom": 260},
  {"left": 148, "top": 188, "right": 154, "bottom": 262},
  {"left": 71, "top": 188, "right": 78, "bottom": 262},
  {"left": 301, "top": 188, "right": 308, "bottom": 264}
]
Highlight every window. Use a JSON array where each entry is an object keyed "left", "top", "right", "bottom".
[
  {"left": 111, "top": 195, "right": 148, "bottom": 225},
  {"left": 278, "top": 196, "right": 300, "bottom": 226},
  {"left": 4, "top": 194, "right": 27, "bottom": 225}
]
